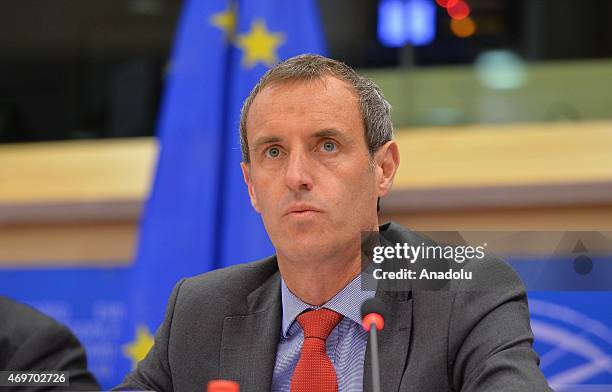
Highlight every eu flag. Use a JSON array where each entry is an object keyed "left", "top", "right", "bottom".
[{"left": 122, "top": 0, "right": 326, "bottom": 371}]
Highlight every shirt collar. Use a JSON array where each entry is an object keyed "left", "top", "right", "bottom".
[{"left": 280, "top": 274, "right": 375, "bottom": 338}]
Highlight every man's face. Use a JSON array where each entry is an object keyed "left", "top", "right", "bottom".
[{"left": 241, "top": 76, "right": 386, "bottom": 261}]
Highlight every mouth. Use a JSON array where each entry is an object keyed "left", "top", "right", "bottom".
[{"left": 284, "top": 205, "right": 322, "bottom": 217}]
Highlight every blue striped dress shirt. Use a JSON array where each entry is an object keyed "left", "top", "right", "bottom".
[{"left": 272, "top": 275, "right": 375, "bottom": 392}]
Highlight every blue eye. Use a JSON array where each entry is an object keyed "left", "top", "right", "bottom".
[
  {"left": 266, "top": 147, "right": 281, "bottom": 158},
  {"left": 322, "top": 141, "right": 337, "bottom": 152}
]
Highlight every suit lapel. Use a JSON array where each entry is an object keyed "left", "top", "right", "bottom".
[
  {"left": 363, "top": 290, "right": 413, "bottom": 392},
  {"left": 219, "top": 271, "right": 282, "bottom": 391},
  {"left": 363, "top": 223, "right": 415, "bottom": 392}
]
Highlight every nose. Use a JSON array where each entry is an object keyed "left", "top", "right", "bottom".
[{"left": 284, "top": 149, "right": 314, "bottom": 192}]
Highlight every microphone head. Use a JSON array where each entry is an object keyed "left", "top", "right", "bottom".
[
  {"left": 207, "top": 380, "right": 239, "bottom": 392},
  {"left": 361, "top": 298, "right": 386, "bottom": 331}
]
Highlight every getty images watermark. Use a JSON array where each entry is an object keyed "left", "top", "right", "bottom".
[
  {"left": 360, "top": 229, "right": 612, "bottom": 292},
  {"left": 370, "top": 241, "right": 488, "bottom": 281}
]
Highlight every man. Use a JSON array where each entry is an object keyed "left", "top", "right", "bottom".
[
  {"left": 0, "top": 296, "right": 100, "bottom": 391},
  {"left": 117, "top": 54, "right": 550, "bottom": 391}
]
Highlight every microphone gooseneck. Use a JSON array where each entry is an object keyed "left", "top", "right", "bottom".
[{"left": 361, "top": 298, "right": 386, "bottom": 392}]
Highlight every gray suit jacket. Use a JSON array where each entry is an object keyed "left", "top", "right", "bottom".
[
  {"left": 0, "top": 297, "right": 100, "bottom": 391},
  {"left": 117, "top": 222, "right": 550, "bottom": 391}
]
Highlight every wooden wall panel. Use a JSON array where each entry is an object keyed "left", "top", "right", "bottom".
[
  {"left": 381, "top": 204, "right": 612, "bottom": 231},
  {"left": 0, "top": 221, "right": 136, "bottom": 266},
  {"left": 1, "top": 121, "right": 611, "bottom": 264}
]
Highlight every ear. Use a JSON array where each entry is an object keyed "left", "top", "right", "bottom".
[
  {"left": 374, "top": 140, "right": 400, "bottom": 198},
  {"left": 240, "top": 162, "right": 261, "bottom": 213}
]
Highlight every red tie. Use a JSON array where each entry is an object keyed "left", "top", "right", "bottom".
[{"left": 290, "top": 308, "right": 344, "bottom": 392}]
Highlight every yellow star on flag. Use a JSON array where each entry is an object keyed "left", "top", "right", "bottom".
[
  {"left": 236, "top": 19, "right": 285, "bottom": 68},
  {"left": 122, "top": 325, "right": 154, "bottom": 369},
  {"left": 210, "top": 4, "right": 237, "bottom": 38}
]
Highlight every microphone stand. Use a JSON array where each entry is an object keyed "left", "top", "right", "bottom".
[{"left": 369, "top": 322, "right": 381, "bottom": 392}]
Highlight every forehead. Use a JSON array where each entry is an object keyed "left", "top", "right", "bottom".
[{"left": 245, "top": 76, "right": 362, "bottom": 135}]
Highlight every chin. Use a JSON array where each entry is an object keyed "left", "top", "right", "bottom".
[
  {"left": 289, "top": 224, "right": 325, "bottom": 239},
  {"left": 277, "top": 228, "right": 329, "bottom": 252}
]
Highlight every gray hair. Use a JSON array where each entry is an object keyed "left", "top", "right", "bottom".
[{"left": 239, "top": 54, "right": 394, "bottom": 163}]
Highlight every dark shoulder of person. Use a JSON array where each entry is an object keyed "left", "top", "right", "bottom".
[{"left": 0, "top": 296, "right": 100, "bottom": 391}]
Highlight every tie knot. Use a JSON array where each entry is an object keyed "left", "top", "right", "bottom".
[{"left": 297, "top": 308, "right": 343, "bottom": 340}]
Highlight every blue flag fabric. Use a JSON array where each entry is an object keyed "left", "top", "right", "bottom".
[{"left": 126, "top": 0, "right": 326, "bottom": 359}]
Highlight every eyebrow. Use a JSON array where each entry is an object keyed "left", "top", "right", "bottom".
[
  {"left": 250, "top": 128, "right": 347, "bottom": 150},
  {"left": 251, "top": 135, "right": 282, "bottom": 150},
  {"left": 313, "top": 129, "right": 346, "bottom": 139}
]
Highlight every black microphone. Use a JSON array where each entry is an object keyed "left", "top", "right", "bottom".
[{"left": 361, "top": 298, "right": 386, "bottom": 392}]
